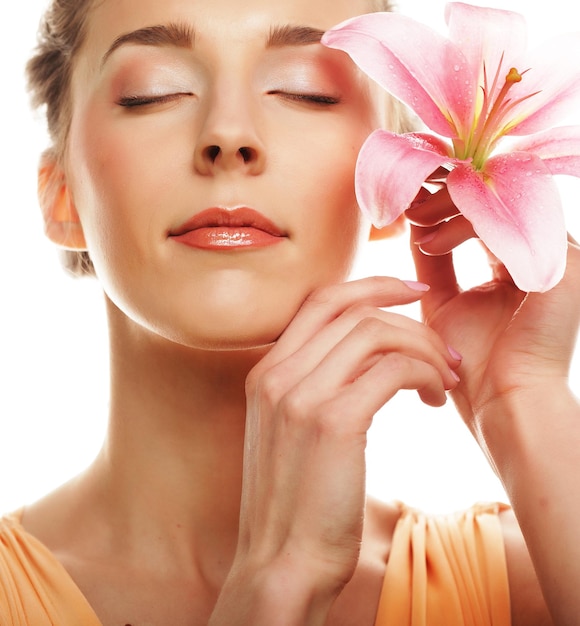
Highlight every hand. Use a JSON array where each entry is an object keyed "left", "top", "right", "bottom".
[
  {"left": 408, "top": 187, "right": 580, "bottom": 626},
  {"left": 213, "top": 277, "right": 460, "bottom": 624},
  {"left": 407, "top": 187, "right": 580, "bottom": 443}
]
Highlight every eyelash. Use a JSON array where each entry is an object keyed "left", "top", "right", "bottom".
[
  {"left": 117, "top": 93, "right": 193, "bottom": 108},
  {"left": 269, "top": 91, "right": 341, "bottom": 106},
  {"left": 116, "top": 91, "right": 340, "bottom": 109}
]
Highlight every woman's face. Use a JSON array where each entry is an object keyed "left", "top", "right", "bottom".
[{"left": 65, "top": 0, "right": 387, "bottom": 349}]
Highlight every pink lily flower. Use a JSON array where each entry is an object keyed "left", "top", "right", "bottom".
[{"left": 322, "top": 2, "right": 580, "bottom": 292}]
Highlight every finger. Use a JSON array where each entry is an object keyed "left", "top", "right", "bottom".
[
  {"left": 261, "top": 277, "right": 430, "bottom": 369},
  {"left": 410, "top": 224, "right": 460, "bottom": 317},
  {"left": 315, "top": 306, "right": 461, "bottom": 367},
  {"left": 426, "top": 166, "right": 452, "bottom": 183},
  {"left": 413, "top": 215, "right": 477, "bottom": 256},
  {"left": 251, "top": 304, "right": 460, "bottom": 405},
  {"left": 320, "top": 353, "right": 450, "bottom": 428},
  {"left": 271, "top": 302, "right": 461, "bottom": 392},
  {"left": 406, "top": 186, "right": 460, "bottom": 226},
  {"left": 293, "top": 315, "right": 459, "bottom": 408}
]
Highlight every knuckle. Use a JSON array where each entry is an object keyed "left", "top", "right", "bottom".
[
  {"left": 343, "top": 304, "right": 376, "bottom": 321},
  {"left": 304, "top": 284, "right": 338, "bottom": 307},
  {"left": 361, "top": 275, "right": 396, "bottom": 291},
  {"left": 246, "top": 366, "right": 288, "bottom": 406},
  {"left": 353, "top": 316, "right": 387, "bottom": 339},
  {"left": 279, "top": 391, "right": 339, "bottom": 436},
  {"left": 260, "top": 370, "right": 288, "bottom": 405},
  {"left": 380, "top": 351, "right": 410, "bottom": 373},
  {"left": 278, "top": 386, "right": 308, "bottom": 419}
]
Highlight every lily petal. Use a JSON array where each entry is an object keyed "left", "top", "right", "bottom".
[
  {"left": 355, "top": 130, "right": 452, "bottom": 227},
  {"left": 447, "top": 153, "right": 567, "bottom": 292},
  {"left": 507, "top": 33, "right": 580, "bottom": 135},
  {"left": 322, "top": 13, "right": 474, "bottom": 138},
  {"left": 446, "top": 2, "right": 527, "bottom": 102},
  {"left": 511, "top": 126, "right": 580, "bottom": 177}
]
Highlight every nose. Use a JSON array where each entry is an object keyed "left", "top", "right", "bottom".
[{"left": 194, "top": 91, "right": 266, "bottom": 176}]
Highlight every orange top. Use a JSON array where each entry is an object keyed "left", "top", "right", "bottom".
[
  {"left": 376, "top": 502, "right": 511, "bottom": 626},
  {"left": 0, "top": 502, "right": 511, "bottom": 625}
]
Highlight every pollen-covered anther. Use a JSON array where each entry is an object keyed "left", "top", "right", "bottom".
[{"left": 506, "top": 67, "right": 523, "bottom": 83}]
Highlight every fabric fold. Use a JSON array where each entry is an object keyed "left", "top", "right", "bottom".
[{"left": 374, "top": 502, "right": 511, "bottom": 626}]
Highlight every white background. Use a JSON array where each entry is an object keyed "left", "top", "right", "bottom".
[{"left": 1, "top": 0, "right": 579, "bottom": 515}]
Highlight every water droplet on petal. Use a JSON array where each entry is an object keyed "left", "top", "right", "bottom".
[{"left": 454, "top": 64, "right": 461, "bottom": 71}]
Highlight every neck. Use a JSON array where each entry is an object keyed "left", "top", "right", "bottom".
[{"left": 83, "top": 298, "right": 269, "bottom": 584}]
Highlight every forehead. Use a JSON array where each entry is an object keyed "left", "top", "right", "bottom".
[{"left": 85, "top": 0, "right": 374, "bottom": 53}]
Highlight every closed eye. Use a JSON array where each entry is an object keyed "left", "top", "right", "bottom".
[
  {"left": 268, "top": 91, "right": 341, "bottom": 106},
  {"left": 117, "top": 93, "right": 194, "bottom": 108}
]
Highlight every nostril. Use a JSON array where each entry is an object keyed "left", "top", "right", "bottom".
[
  {"left": 206, "top": 145, "right": 220, "bottom": 162},
  {"left": 238, "top": 147, "right": 254, "bottom": 163}
]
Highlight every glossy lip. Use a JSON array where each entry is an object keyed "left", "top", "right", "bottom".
[{"left": 169, "top": 207, "right": 287, "bottom": 250}]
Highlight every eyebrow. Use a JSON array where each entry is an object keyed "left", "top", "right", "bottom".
[
  {"left": 102, "top": 22, "right": 195, "bottom": 66},
  {"left": 266, "top": 25, "right": 326, "bottom": 47},
  {"left": 101, "top": 22, "right": 325, "bottom": 67}
]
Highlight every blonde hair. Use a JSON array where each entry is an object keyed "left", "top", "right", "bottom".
[
  {"left": 27, "top": 0, "right": 400, "bottom": 276},
  {"left": 372, "top": 0, "right": 396, "bottom": 9},
  {"left": 27, "top": 0, "right": 95, "bottom": 276}
]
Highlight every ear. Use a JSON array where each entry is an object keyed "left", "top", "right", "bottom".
[
  {"left": 368, "top": 213, "right": 407, "bottom": 241},
  {"left": 38, "top": 152, "right": 87, "bottom": 250}
]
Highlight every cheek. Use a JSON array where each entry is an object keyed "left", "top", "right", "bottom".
[
  {"left": 278, "top": 121, "right": 370, "bottom": 276},
  {"left": 67, "top": 102, "right": 186, "bottom": 270}
]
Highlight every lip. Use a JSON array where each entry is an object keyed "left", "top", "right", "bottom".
[{"left": 169, "top": 207, "right": 286, "bottom": 250}]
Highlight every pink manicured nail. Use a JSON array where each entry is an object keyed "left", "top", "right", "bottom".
[
  {"left": 414, "top": 231, "right": 438, "bottom": 245},
  {"left": 408, "top": 197, "right": 427, "bottom": 211},
  {"left": 447, "top": 345, "right": 463, "bottom": 361},
  {"left": 449, "top": 369, "right": 461, "bottom": 383},
  {"left": 403, "top": 280, "right": 431, "bottom": 292}
]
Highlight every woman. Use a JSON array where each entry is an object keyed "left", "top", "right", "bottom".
[{"left": 1, "top": 0, "right": 578, "bottom": 623}]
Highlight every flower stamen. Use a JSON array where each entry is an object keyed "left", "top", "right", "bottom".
[{"left": 470, "top": 66, "right": 526, "bottom": 168}]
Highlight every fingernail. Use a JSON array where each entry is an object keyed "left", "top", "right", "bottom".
[
  {"left": 447, "top": 345, "right": 463, "bottom": 361},
  {"left": 449, "top": 369, "right": 461, "bottom": 383},
  {"left": 403, "top": 280, "right": 431, "bottom": 292},
  {"left": 408, "top": 197, "right": 427, "bottom": 211},
  {"left": 414, "top": 232, "right": 437, "bottom": 245}
]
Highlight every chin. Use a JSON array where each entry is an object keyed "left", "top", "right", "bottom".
[
  {"left": 161, "top": 312, "right": 288, "bottom": 353},
  {"left": 161, "top": 289, "right": 301, "bottom": 352},
  {"left": 193, "top": 336, "right": 277, "bottom": 353},
  {"left": 184, "top": 323, "right": 284, "bottom": 352}
]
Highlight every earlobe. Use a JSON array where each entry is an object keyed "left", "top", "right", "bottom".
[
  {"left": 38, "top": 153, "right": 87, "bottom": 250},
  {"left": 368, "top": 214, "right": 407, "bottom": 241}
]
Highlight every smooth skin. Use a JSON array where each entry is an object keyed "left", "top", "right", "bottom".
[
  {"left": 408, "top": 193, "right": 580, "bottom": 625},
  {"left": 19, "top": 0, "right": 579, "bottom": 624}
]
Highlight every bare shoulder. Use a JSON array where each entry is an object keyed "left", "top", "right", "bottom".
[
  {"left": 499, "top": 508, "right": 554, "bottom": 626},
  {"left": 327, "top": 497, "right": 402, "bottom": 626}
]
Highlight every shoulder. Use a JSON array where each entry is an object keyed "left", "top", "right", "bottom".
[
  {"left": 327, "top": 497, "right": 402, "bottom": 626},
  {"left": 499, "top": 508, "right": 554, "bottom": 626},
  {"left": 0, "top": 508, "right": 26, "bottom": 563},
  {"left": 0, "top": 510, "right": 28, "bottom": 619},
  {"left": 0, "top": 508, "right": 44, "bottom": 584}
]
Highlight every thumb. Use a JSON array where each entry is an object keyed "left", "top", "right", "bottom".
[{"left": 410, "top": 224, "right": 460, "bottom": 321}]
